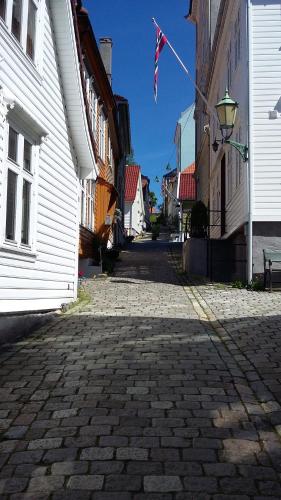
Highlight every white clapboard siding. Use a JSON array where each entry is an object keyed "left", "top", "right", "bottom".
[
  {"left": 131, "top": 174, "right": 145, "bottom": 235},
  {"left": 124, "top": 203, "right": 132, "bottom": 232},
  {"left": 251, "top": 0, "right": 281, "bottom": 220},
  {"left": 0, "top": 0, "right": 82, "bottom": 312}
]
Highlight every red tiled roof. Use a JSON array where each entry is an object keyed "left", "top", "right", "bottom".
[
  {"left": 125, "top": 165, "right": 140, "bottom": 202},
  {"left": 178, "top": 165, "right": 196, "bottom": 201},
  {"left": 182, "top": 162, "right": 195, "bottom": 174}
]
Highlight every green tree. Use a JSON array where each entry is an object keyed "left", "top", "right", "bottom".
[
  {"left": 149, "top": 191, "right": 158, "bottom": 213},
  {"left": 126, "top": 148, "right": 136, "bottom": 165}
]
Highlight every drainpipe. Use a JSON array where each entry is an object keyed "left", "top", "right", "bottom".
[{"left": 247, "top": 0, "right": 253, "bottom": 284}]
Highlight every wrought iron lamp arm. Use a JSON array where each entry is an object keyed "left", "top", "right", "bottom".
[{"left": 225, "top": 139, "right": 248, "bottom": 162}]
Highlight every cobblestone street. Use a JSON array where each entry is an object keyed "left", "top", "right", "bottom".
[{"left": 1, "top": 237, "right": 281, "bottom": 499}]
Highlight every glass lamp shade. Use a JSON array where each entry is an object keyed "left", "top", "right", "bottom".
[{"left": 215, "top": 89, "right": 238, "bottom": 131}]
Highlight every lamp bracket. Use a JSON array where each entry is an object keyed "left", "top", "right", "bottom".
[{"left": 225, "top": 139, "right": 248, "bottom": 162}]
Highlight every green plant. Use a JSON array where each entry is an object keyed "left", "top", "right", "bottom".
[
  {"left": 231, "top": 280, "right": 246, "bottom": 289},
  {"left": 247, "top": 278, "right": 264, "bottom": 291},
  {"left": 231, "top": 278, "right": 264, "bottom": 291},
  {"left": 151, "top": 224, "right": 160, "bottom": 235}
]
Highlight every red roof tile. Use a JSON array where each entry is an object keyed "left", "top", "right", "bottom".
[
  {"left": 125, "top": 165, "right": 140, "bottom": 202},
  {"left": 178, "top": 170, "right": 196, "bottom": 201},
  {"left": 182, "top": 162, "right": 195, "bottom": 174}
]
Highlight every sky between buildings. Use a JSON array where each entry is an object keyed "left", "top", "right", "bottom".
[{"left": 84, "top": 0, "right": 195, "bottom": 203}]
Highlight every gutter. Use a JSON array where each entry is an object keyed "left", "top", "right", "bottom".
[
  {"left": 70, "top": 0, "right": 98, "bottom": 165},
  {"left": 247, "top": 0, "right": 253, "bottom": 283}
]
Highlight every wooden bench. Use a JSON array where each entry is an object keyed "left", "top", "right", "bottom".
[{"left": 263, "top": 249, "right": 281, "bottom": 291}]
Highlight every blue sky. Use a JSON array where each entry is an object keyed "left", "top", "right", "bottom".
[{"left": 84, "top": 0, "right": 195, "bottom": 203}]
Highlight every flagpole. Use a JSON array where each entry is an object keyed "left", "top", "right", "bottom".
[{"left": 152, "top": 17, "right": 216, "bottom": 120}]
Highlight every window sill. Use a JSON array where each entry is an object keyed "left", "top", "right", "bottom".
[{"left": 0, "top": 242, "right": 37, "bottom": 261}]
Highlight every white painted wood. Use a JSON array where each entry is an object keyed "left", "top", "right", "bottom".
[
  {"left": 251, "top": 0, "right": 281, "bottom": 220},
  {"left": 0, "top": 0, "right": 89, "bottom": 313},
  {"left": 124, "top": 171, "right": 145, "bottom": 236}
]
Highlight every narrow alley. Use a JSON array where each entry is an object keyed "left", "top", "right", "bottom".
[{"left": 0, "top": 237, "right": 281, "bottom": 499}]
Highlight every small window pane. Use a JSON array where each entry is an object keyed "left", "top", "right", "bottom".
[
  {"left": 24, "top": 139, "right": 32, "bottom": 171},
  {"left": 0, "top": 0, "right": 6, "bottom": 20},
  {"left": 21, "top": 180, "right": 30, "bottom": 244},
  {"left": 26, "top": 0, "right": 36, "bottom": 60},
  {"left": 12, "top": 0, "right": 22, "bottom": 42},
  {"left": 8, "top": 127, "right": 18, "bottom": 163},
  {"left": 5, "top": 170, "right": 17, "bottom": 241}
]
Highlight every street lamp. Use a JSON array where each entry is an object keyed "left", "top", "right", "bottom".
[{"left": 212, "top": 89, "right": 248, "bottom": 162}]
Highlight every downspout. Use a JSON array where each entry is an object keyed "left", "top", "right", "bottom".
[{"left": 247, "top": 0, "right": 253, "bottom": 284}]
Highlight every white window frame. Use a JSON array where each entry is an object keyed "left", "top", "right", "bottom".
[
  {"left": 80, "top": 180, "right": 95, "bottom": 231},
  {"left": 0, "top": 0, "right": 42, "bottom": 70},
  {"left": 1, "top": 121, "right": 37, "bottom": 253},
  {"left": 99, "top": 110, "right": 106, "bottom": 161}
]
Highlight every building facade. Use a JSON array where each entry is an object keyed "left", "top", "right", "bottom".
[
  {"left": 174, "top": 103, "right": 195, "bottom": 173},
  {"left": 162, "top": 168, "right": 179, "bottom": 227},
  {"left": 124, "top": 165, "right": 145, "bottom": 236},
  {"left": 188, "top": 0, "right": 221, "bottom": 208},
  {"left": 189, "top": 0, "right": 281, "bottom": 281},
  {"left": 115, "top": 95, "right": 132, "bottom": 247},
  {"left": 0, "top": 0, "right": 93, "bottom": 312},
  {"left": 75, "top": 7, "right": 122, "bottom": 267},
  {"left": 141, "top": 175, "right": 151, "bottom": 230}
]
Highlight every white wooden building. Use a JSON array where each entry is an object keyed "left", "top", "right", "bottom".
[
  {"left": 0, "top": 0, "right": 97, "bottom": 313},
  {"left": 189, "top": 0, "right": 281, "bottom": 280},
  {"left": 124, "top": 165, "right": 145, "bottom": 236}
]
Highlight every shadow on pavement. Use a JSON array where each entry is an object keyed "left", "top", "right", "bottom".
[{"left": 0, "top": 312, "right": 281, "bottom": 497}]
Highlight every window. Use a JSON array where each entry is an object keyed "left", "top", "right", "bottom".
[
  {"left": 24, "top": 139, "right": 32, "bottom": 171},
  {"left": 12, "top": 0, "right": 22, "bottom": 41},
  {"left": 4, "top": 124, "right": 34, "bottom": 247},
  {"left": 26, "top": 0, "right": 36, "bottom": 60},
  {"left": 80, "top": 180, "right": 95, "bottom": 230},
  {"left": 99, "top": 111, "right": 105, "bottom": 160},
  {"left": 8, "top": 126, "right": 18, "bottom": 162},
  {"left": 2, "top": 0, "right": 39, "bottom": 62},
  {"left": 21, "top": 179, "right": 30, "bottom": 244},
  {"left": 92, "top": 93, "right": 97, "bottom": 137},
  {"left": 5, "top": 169, "right": 17, "bottom": 240},
  {"left": 0, "top": 0, "right": 6, "bottom": 20}
]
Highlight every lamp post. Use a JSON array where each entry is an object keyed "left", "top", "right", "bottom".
[{"left": 212, "top": 89, "right": 248, "bottom": 162}]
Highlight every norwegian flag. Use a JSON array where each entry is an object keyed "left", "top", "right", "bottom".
[{"left": 154, "top": 27, "right": 167, "bottom": 102}]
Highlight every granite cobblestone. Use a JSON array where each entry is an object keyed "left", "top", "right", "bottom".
[{"left": 0, "top": 238, "right": 281, "bottom": 497}]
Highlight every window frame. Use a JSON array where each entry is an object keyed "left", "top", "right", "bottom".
[
  {"left": 80, "top": 180, "right": 95, "bottom": 231},
  {"left": 0, "top": 0, "right": 7, "bottom": 21},
  {"left": 1, "top": 0, "right": 40, "bottom": 67},
  {"left": 2, "top": 121, "right": 36, "bottom": 253}
]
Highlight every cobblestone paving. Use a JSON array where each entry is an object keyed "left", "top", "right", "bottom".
[{"left": 0, "top": 237, "right": 281, "bottom": 499}]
